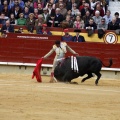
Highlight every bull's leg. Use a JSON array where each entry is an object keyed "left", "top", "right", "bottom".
[
  {"left": 62, "top": 71, "right": 73, "bottom": 83},
  {"left": 95, "top": 72, "right": 101, "bottom": 85},
  {"left": 81, "top": 73, "right": 93, "bottom": 83}
]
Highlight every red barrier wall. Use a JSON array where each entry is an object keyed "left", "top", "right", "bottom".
[{"left": 0, "top": 38, "right": 120, "bottom": 68}]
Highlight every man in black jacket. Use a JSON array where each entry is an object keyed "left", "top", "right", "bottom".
[
  {"left": 72, "top": 29, "right": 85, "bottom": 42},
  {"left": 1, "top": 20, "right": 14, "bottom": 33}
]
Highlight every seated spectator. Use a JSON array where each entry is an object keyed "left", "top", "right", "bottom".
[
  {"left": 10, "top": 5, "right": 21, "bottom": 19},
  {"left": 59, "top": 3, "right": 67, "bottom": 18},
  {"left": 45, "top": 2, "right": 55, "bottom": 15},
  {"left": 62, "top": 28, "right": 73, "bottom": 41},
  {"left": 37, "top": 3, "right": 43, "bottom": 14},
  {"left": 26, "top": 13, "right": 35, "bottom": 33},
  {"left": 23, "top": 6, "right": 30, "bottom": 19},
  {"left": 103, "top": 10, "right": 112, "bottom": 24},
  {"left": 1, "top": 20, "right": 14, "bottom": 33},
  {"left": 83, "top": 10, "right": 91, "bottom": 24},
  {"left": 0, "top": 12, "right": 9, "bottom": 25},
  {"left": 17, "top": 13, "right": 26, "bottom": 25},
  {"left": 42, "top": 7, "right": 50, "bottom": 22},
  {"left": 35, "top": 14, "right": 45, "bottom": 33},
  {"left": 72, "top": 29, "right": 85, "bottom": 42},
  {"left": 114, "top": 12, "right": 120, "bottom": 24},
  {"left": 18, "top": 0, "right": 25, "bottom": 10},
  {"left": 25, "top": 0, "right": 34, "bottom": 13},
  {"left": 92, "top": 10, "right": 102, "bottom": 25},
  {"left": 54, "top": 8, "right": 64, "bottom": 27},
  {"left": 93, "top": 4, "right": 104, "bottom": 17},
  {"left": 34, "top": 8, "right": 39, "bottom": 19},
  {"left": 66, "top": 0, "right": 72, "bottom": 10},
  {"left": 1, "top": 5, "right": 10, "bottom": 17},
  {"left": 97, "top": 18, "right": 108, "bottom": 39},
  {"left": 61, "top": 15, "right": 73, "bottom": 28},
  {"left": 79, "top": 0, "right": 86, "bottom": 11},
  {"left": 108, "top": 17, "right": 119, "bottom": 30},
  {"left": 55, "top": 0, "right": 66, "bottom": 9},
  {"left": 47, "top": 14, "right": 56, "bottom": 27},
  {"left": 73, "top": 15, "right": 84, "bottom": 29},
  {"left": 71, "top": 3, "right": 79, "bottom": 17},
  {"left": 85, "top": 18, "right": 97, "bottom": 36},
  {"left": 9, "top": 13, "right": 16, "bottom": 25},
  {"left": 37, "top": 24, "right": 52, "bottom": 35}
]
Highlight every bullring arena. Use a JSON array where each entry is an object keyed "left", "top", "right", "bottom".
[{"left": 0, "top": 28, "right": 120, "bottom": 120}]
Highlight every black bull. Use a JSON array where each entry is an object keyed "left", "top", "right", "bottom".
[{"left": 54, "top": 56, "right": 113, "bottom": 85}]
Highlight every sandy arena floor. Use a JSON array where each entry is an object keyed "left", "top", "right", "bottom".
[{"left": 0, "top": 74, "right": 120, "bottom": 120}]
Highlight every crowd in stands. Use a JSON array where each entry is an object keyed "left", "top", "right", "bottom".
[{"left": 0, "top": 0, "right": 120, "bottom": 40}]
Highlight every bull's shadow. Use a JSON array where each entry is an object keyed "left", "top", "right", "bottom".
[{"left": 54, "top": 56, "right": 112, "bottom": 85}]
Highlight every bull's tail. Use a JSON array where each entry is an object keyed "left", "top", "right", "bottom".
[{"left": 101, "top": 59, "right": 113, "bottom": 67}]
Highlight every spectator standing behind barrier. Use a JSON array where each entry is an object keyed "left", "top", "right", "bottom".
[
  {"left": 72, "top": 29, "right": 85, "bottom": 42},
  {"left": 85, "top": 18, "right": 97, "bottom": 37},
  {"left": 97, "top": 18, "right": 108, "bottom": 39},
  {"left": 1, "top": 20, "right": 14, "bottom": 33},
  {"left": 62, "top": 29, "right": 73, "bottom": 41},
  {"left": 37, "top": 24, "right": 52, "bottom": 35},
  {"left": 43, "top": 40, "right": 78, "bottom": 82},
  {"left": 17, "top": 13, "right": 26, "bottom": 25}
]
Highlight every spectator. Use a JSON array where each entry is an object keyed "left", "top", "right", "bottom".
[
  {"left": 62, "top": 28, "right": 73, "bottom": 41},
  {"left": 72, "top": 29, "right": 85, "bottom": 42},
  {"left": 17, "top": 13, "right": 26, "bottom": 25},
  {"left": 61, "top": 15, "right": 73, "bottom": 28},
  {"left": 83, "top": 10, "right": 91, "bottom": 24},
  {"left": 103, "top": 10, "right": 112, "bottom": 24},
  {"left": 81, "top": 3, "right": 92, "bottom": 17},
  {"left": 71, "top": 3, "right": 79, "bottom": 16},
  {"left": 79, "top": 0, "right": 86, "bottom": 11},
  {"left": 37, "top": 3, "right": 43, "bottom": 14},
  {"left": 59, "top": 3, "right": 67, "bottom": 18},
  {"left": 97, "top": 18, "right": 108, "bottom": 38},
  {"left": 26, "top": 13, "right": 35, "bottom": 33},
  {"left": 114, "top": 12, "right": 120, "bottom": 24},
  {"left": 18, "top": 0, "right": 25, "bottom": 10},
  {"left": 42, "top": 7, "right": 50, "bottom": 22},
  {"left": 66, "top": 0, "right": 72, "bottom": 10},
  {"left": 0, "top": 12, "right": 9, "bottom": 25},
  {"left": 108, "top": 17, "right": 119, "bottom": 30},
  {"left": 37, "top": 24, "right": 52, "bottom": 35},
  {"left": 23, "top": 6, "right": 30, "bottom": 19},
  {"left": 1, "top": 5, "right": 10, "bottom": 17},
  {"left": 47, "top": 14, "right": 56, "bottom": 27},
  {"left": 92, "top": 10, "right": 102, "bottom": 25},
  {"left": 45, "top": 2, "right": 55, "bottom": 15},
  {"left": 1, "top": 20, "right": 14, "bottom": 33},
  {"left": 9, "top": 13, "right": 16, "bottom": 25},
  {"left": 25, "top": 0, "right": 34, "bottom": 13},
  {"left": 85, "top": 18, "right": 97, "bottom": 36},
  {"left": 35, "top": 14, "right": 45, "bottom": 33},
  {"left": 10, "top": 5, "right": 21, "bottom": 19},
  {"left": 55, "top": 0, "right": 66, "bottom": 8},
  {"left": 93, "top": 4, "right": 104, "bottom": 17},
  {"left": 73, "top": 15, "right": 84, "bottom": 29},
  {"left": 89, "top": 0, "right": 100, "bottom": 11},
  {"left": 54, "top": 8, "right": 64, "bottom": 27},
  {"left": 34, "top": 8, "right": 39, "bottom": 19}
]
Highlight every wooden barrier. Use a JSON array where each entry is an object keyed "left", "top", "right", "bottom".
[{"left": 0, "top": 38, "right": 120, "bottom": 68}]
